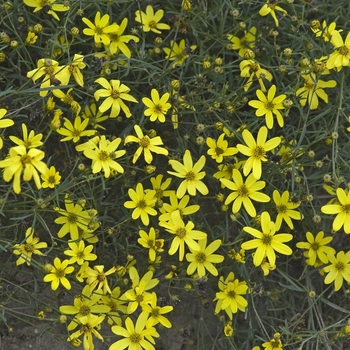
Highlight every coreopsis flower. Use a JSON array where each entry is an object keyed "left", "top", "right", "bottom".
[
  {"left": 107, "top": 18, "right": 140, "bottom": 57},
  {"left": 141, "top": 293, "right": 173, "bottom": 328},
  {"left": 23, "top": 0, "right": 69, "bottom": 21},
  {"left": 80, "top": 135, "right": 125, "bottom": 178},
  {"left": 100, "top": 286, "right": 128, "bottom": 326},
  {"left": 220, "top": 169, "right": 270, "bottom": 217},
  {"left": 82, "top": 11, "right": 119, "bottom": 45},
  {"left": 240, "top": 59, "right": 273, "bottom": 92},
  {"left": 227, "top": 26, "right": 257, "bottom": 57},
  {"left": 323, "top": 250, "right": 350, "bottom": 291},
  {"left": 224, "top": 321, "right": 234, "bottom": 337},
  {"left": 236, "top": 126, "right": 281, "bottom": 179},
  {"left": 64, "top": 241, "right": 97, "bottom": 265},
  {"left": 158, "top": 192, "right": 200, "bottom": 221},
  {"left": 273, "top": 190, "right": 303, "bottom": 230},
  {"left": 0, "top": 145, "right": 48, "bottom": 194},
  {"left": 43, "top": 258, "right": 74, "bottom": 290},
  {"left": 94, "top": 78, "right": 138, "bottom": 118},
  {"left": 142, "top": 89, "right": 171, "bottom": 123},
  {"left": 163, "top": 39, "right": 196, "bottom": 68},
  {"left": 9, "top": 124, "right": 43, "bottom": 149},
  {"left": 138, "top": 227, "right": 164, "bottom": 262},
  {"left": 124, "top": 183, "right": 157, "bottom": 226},
  {"left": 168, "top": 149, "right": 208, "bottom": 198},
  {"left": 67, "top": 314, "right": 105, "bottom": 350},
  {"left": 296, "top": 231, "right": 335, "bottom": 267},
  {"left": 41, "top": 165, "right": 61, "bottom": 188},
  {"left": 259, "top": 1, "right": 287, "bottom": 27},
  {"left": 185, "top": 237, "right": 224, "bottom": 277},
  {"left": 241, "top": 211, "right": 293, "bottom": 267},
  {"left": 13, "top": 227, "right": 47, "bottom": 266},
  {"left": 124, "top": 125, "right": 168, "bottom": 164},
  {"left": 149, "top": 174, "right": 172, "bottom": 199},
  {"left": 65, "top": 54, "right": 86, "bottom": 87},
  {"left": 25, "top": 31, "right": 37, "bottom": 45},
  {"left": 321, "top": 188, "right": 350, "bottom": 233},
  {"left": 248, "top": 85, "right": 287, "bottom": 129},
  {"left": 206, "top": 133, "right": 238, "bottom": 163},
  {"left": 0, "top": 109, "right": 13, "bottom": 149},
  {"left": 82, "top": 103, "right": 109, "bottom": 130},
  {"left": 213, "top": 272, "right": 248, "bottom": 320},
  {"left": 52, "top": 88, "right": 81, "bottom": 114},
  {"left": 295, "top": 73, "right": 336, "bottom": 110},
  {"left": 312, "top": 20, "right": 343, "bottom": 42},
  {"left": 327, "top": 30, "right": 350, "bottom": 70},
  {"left": 56, "top": 116, "right": 95, "bottom": 143},
  {"left": 262, "top": 333, "right": 283, "bottom": 350},
  {"left": 135, "top": 5, "right": 171, "bottom": 34},
  {"left": 85, "top": 265, "right": 117, "bottom": 294},
  {"left": 110, "top": 312, "right": 159, "bottom": 350}
]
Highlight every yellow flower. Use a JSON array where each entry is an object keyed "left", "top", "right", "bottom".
[
  {"left": 43, "top": 257, "right": 74, "bottom": 290},
  {"left": 223, "top": 321, "right": 234, "bottom": 337},
  {"left": 324, "top": 251, "right": 350, "bottom": 291},
  {"left": 64, "top": 240, "right": 97, "bottom": 265},
  {"left": 85, "top": 265, "right": 117, "bottom": 294},
  {"left": 82, "top": 11, "right": 119, "bottom": 45},
  {"left": 138, "top": 227, "right": 164, "bottom": 262},
  {"left": 65, "top": 54, "right": 86, "bottom": 87},
  {"left": 124, "top": 183, "right": 157, "bottom": 226},
  {"left": 241, "top": 211, "right": 293, "bottom": 267},
  {"left": 41, "top": 165, "right": 61, "bottom": 188},
  {"left": 124, "top": 125, "right": 168, "bottom": 164},
  {"left": 141, "top": 293, "right": 173, "bottom": 328},
  {"left": 82, "top": 103, "right": 109, "bottom": 130},
  {"left": 262, "top": 333, "right": 283, "bottom": 350},
  {"left": 56, "top": 116, "right": 95, "bottom": 143},
  {"left": 100, "top": 286, "right": 127, "bottom": 326},
  {"left": 206, "top": 133, "right": 238, "bottom": 163},
  {"left": 259, "top": 2, "right": 287, "bottom": 27},
  {"left": 135, "top": 5, "right": 171, "bottom": 34},
  {"left": 25, "top": 31, "right": 37, "bottom": 45},
  {"left": 312, "top": 20, "right": 343, "bottom": 42},
  {"left": 220, "top": 169, "right": 270, "bottom": 217},
  {"left": 227, "top": 26, "right": 257, "bottom": 57},
  {"left": 149, "top": 174, "right": 172, "bottom": 199},
  {"left": 23, "top": 0, "right": 69, "bottom": 21},
  {"left": 0, "top": 109, "right": 13, "bottom": 149},
  {"left": 94, "top": 77, "right": 138, "bottom": 118},
  {"left": 248, "top": 85, "right": 286, "bottom": 129},
  {"left": 13, "top": 227, "right": 47, "bottom": 266},
  {"left": 213, "top": 272, "right": 248, "bottom": 320},
  {"left": 327, "top": 30, "right": 350, "bottom": 70},
  {"left": 237, "top": 126, "right": 281, "bottom": 179},
  {"left": 163, "top": 39, "right": 196, "bottom": 68},
  {"left": 142, "top": 89, "right": 171, "bottom": 123},
  {"left": 168, "top": 149, "right": 208, "bottom": 198},
  {"left": 295, "top": 73, "right": 336, "bottom": 110},
  {"left": 321, "top": 188, "right": 350, "bottom": 233},
  {"left": 185, "top": 237, "right": 224, "bottom": 276},
  {"left": 240, "top": 59, "right": 273, "bottom": 92},
  {"left": 10, "top": 123, "right": 43, "bottom": 149}
]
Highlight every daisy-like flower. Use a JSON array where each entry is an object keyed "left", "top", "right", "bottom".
[
  {"left": 295, "top": 73, "right": 336, "bottom": 110},
  {"left": 25, "top": 31, "right": 37, "bottom": 45},
  {"left": 0, "top": 145, "right": 48, "bottom": 194},
  {"left": 240, "top": 59, "right": 273, "bottom": 92},
  {"left": 220, "top": 169, "right": 270, "bottom": 217},
  {"left": 23, "top": 0, "right": 69, "bottom": 21},
  {"left": 82, "top": 11, "right": 119, "bottom": 45},
  {"left": 9, "top": 123, "right": 43, "bottom": 149},
  {"left": 80, "top": 135, "right": 126, "bottom": 178},
  {"left": 13, "top": 227, "right": 47, "bottom": 266},
  {"left": 107, "top": 18, "right": 140, "bottom": 57},
  {"left": 163, "top": 39, "right": 196, "bottom": 68},
  {"left": 110, "top": 312, "right": 159, "bottom": 350},
  {"left": 41, "top": 165, "right": 61, "bottom": 188},
  {"left": 56, "top": 116, "right": 95, "bottom": 143},
  {"left": 64, "top": 54, "right": 86, "bottom": 87},
  {"left": 273, "top": 190, "right": 303, "bottom": 230},
  {"left": 85, "top": 265, "right": 117, "bottom": 294},
  {"left": 158, "top": 192, "right": 200, "bottom": 221},
  {"left": 312, "top": 21, "right": 343, "bottom": 42},
  {"left": 168, "top": 149, "right": 208, "bottom": 198},
  {"left": 206, "top": 133, "right": 238, "bottom": 163},
  {"left": 327, "top": 30, "right": 350, "bottom": 70},
  {"left": 149, "top": 174, "right": 172, "bottom": 200},
  {"left": 64, "top": 240, "right": 97, "bottom": 265},
  {"left": 82, "top": 103, "right": 109, "bottom": 130},
  {"left": 236, "top": 126, "right": 281, "bottom": 179},
  {"left": 259, "top": 1, "right": 287, "bottom": 27},
  {"left": 124, "top": 125, "right": 168, "bottom": 164},
  {"left": 262, "top": 333, "right": 283, "bottom": 350},
  {"left": 142, "top": 89, "right": 171, "bottom": 123},
  {"left": 248, "top": 85, "right": 286, "bottom": 129},
  {"left": 241, "top": 211, "right": 293, "bottom": 267},
  {"left": 0, "top": 109, "right": 14, "bottom": 149},
  {"left": 135, "top": 5, "right": 171, "bottom": 34},
  {"left": 94, "top": 78, "right": 138, "bottom": 118},
  {"left": 100, "top": 286, "right": 128, "bottom": 326},
  {"left": 321, "top": 188, "right": 350, "bottom": 234},
  {"left": 138, "top": 227, "right": 164, "bottom": 262},
  {"left": 296, "top": 231, "right": 335, "bottom": 267},
  {"left": 43, "top": 258, "right": 74, "bottom": 290},
  {"left": 124, "top": 183, "right": 157, "bottom": 226},
  {"left": 159, "top": 210, "right": 207, "bottom": 261},
  {"left": 227, "top": 26, "right": 257, "bottom": 57},
  {"left": 324, "top": 250, "right": 350, "bottom": 291},
  {"left": 186, "top": 237, "right": 224, "bottom": 277},
  {"left": 141, "top": 293, "right": 173, "bottom": 328},
  {"left": 213, "top": 272, "right": 248, "bottom": 320}
]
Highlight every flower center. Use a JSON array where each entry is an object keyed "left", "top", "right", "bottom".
[
  {"left": 48, "top": 175, "right": 56, "bottom": 184},
  {"left": 24, "top": 243, "right": 34, "bottom": 253},
  {"left": 147, "top": 239, "right": 155, "bottom": 248},
  {"left": 95, "top": 26, "right": 103, "bottom": 35},
  {"left": 111, "top": 90, "right": 120, "bottom": 99},
  {"left": 137, "top": 199, "right": 147, "bottom": 209},
  {"left": 45, "top": 66, "right": 54, "bottom": 75},
  {"left": 342, "top": 204, "right": 350, "bottom": 213},
  {"left": 270, "top": 339, "right": 281, "bottom": 349},
  {"left": 135, "top": 294, "right": 144, "bottom": 303},
  {"left": 238, "top": 184, "right": 249, "bottom": 197},
  {"left": 99, "top": 150, "right": 109, "bottom": 161},
  {"left": 155, "top": 188, "right": 163, "bottom": 199},
  {"left": 249, "top": 63, "right": 259, "bottom": 73},
  {"left": 305, "top": 82, "right": 314, "bottom": 90},
  {"left": 97, "top": 272, "right": 105, "bottom": 282},
  {"left": 185, "top": 171, "right": 195, "bottom": 181},
  {"left": 310, "top": 242, "right": 320, "bottom": 251},
  {"left": 77, "top": 251, "right": 85, "bottom": 259},
  {"left": 215, "top": 147, "right": 224, "bottom": 155},
  {"left": 227, "top": 289, "right": 236, "bottom": 299},
  {"left": 148, "top": 20, "right": 157, "bottom": 29},
  {"left": 253, "top": 146, "right": 266, "bottom": 159},
  {"left": 276, "top": 204, "right": 287, "bottom": 213},
  {"left": 130, "top": 333, "right": 142, "bottom": 344},
  {"left": 20, "top": 154, "right": 32, "bottom": 165},
  {"left": 80, "top": 305, "right": 91, "bottom": 316},
  {"left": 339, "top": 45, "right": 349, "bottom": 56},
  {"left": 68, "top": 213, "right": 78, "bottom": 224},
  {"left": 139, "top": 136, "right": 150, "bottom": 148},
  {"left": 335, "top": 261, "right": 345, "bottom": 271},
  {"left": 153, "top": 104, "right": 163, "bottom": 113},
  {"left": 262, "top": 234, "right": 272, "bottom": 245},
  {"left": 195, "top": 252, "right": 206, "bottom": 263},
  {"left": 151, "top": 307, "right": 160, "bottom": 318},
  {"left": 265, "top": 101, "right": 275, "bottom": 110},
  {"left": 81, "top": 324, "right": 92, "bottom": 333},
  {"left": 176, "top": 227, "right": 187, "bottom": 239},
  {"left": 55, "top": 268, "right": 65, "bottom": 278}
]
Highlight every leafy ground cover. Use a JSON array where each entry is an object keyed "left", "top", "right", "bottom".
[{"left": 1, "top": 0, "right": 350, "bottom": 349}]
